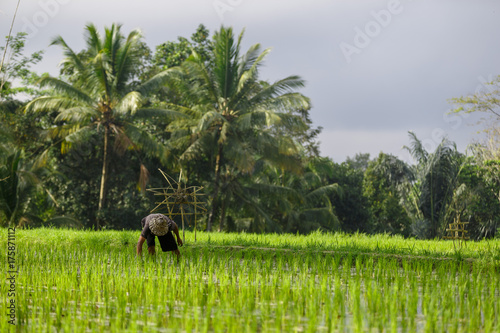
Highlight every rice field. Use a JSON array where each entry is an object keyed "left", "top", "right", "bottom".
[{"left": 1, "top": 228, "right": 499, "bottom": 332}]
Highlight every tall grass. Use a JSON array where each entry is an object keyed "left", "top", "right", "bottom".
[
  {"left": 5, "top": 228, "right": 500, "bottom": 261},
  {"left": 1, "top": 228, "right": 499, "bottom": 332}
]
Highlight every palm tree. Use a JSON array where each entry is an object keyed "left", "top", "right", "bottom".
[
  {"left": 0, "top": 149, "right": 43, "bottom": 226},
  {"left": 0, "top": 149, "right": 25, "bottom": 226},
  {"left": 26, "top": 23, "right": 182, "bottom": 229},
  {"left": 261, "top": 157, "right": 341, "bottom": 233},
  {"left": 403, "top": 132, "right": 465, "bottom": 238},
  {"left": 161, "top": 26, "right": 311, "bottom": 231}
]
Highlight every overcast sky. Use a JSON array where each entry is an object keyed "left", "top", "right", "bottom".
[{"left": 2, "top": 0, "right": 500, "bottom": 163}]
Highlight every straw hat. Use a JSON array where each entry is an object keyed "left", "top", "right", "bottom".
[{"left": 149, "top": 215, "right": 170, "bottom": 236}]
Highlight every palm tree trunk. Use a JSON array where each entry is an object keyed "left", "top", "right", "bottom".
[
  {"left": 219, "top": 195, "right": 227, "bottom": 232},
  {"left": 97, "top": 125, "right": 110, "bottom": 230},
  {"left": 9, "top": 191, "right": 19, "bottom": 227},
  {"left": 6, "top": 159, "right": 20, "bottom": 227},
  {"left": 207, "top": 142, "right": 223, "bottom": 232},
  {"left": 430, "top": 169, "right": 436, "bottom": 238}
]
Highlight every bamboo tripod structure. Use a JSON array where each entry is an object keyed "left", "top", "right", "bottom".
[
  {"left": 147, "top": 169, "right": 207, "bottom": 243},
  {"left": 443, "top": 217, "right": 470, "bottom": 249}
]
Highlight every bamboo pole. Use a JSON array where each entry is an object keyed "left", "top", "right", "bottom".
[
  {"left": 147, "top": 169, "right": 207, "bottom": 244},
  {"left": 194, "top": 192, "right": 197, "bottom": 242},
  {"left": 0, "top": 0, "right": 21, "bottom": 76},
  {"left": 181, "top": 205, "right": 185, "bottom": 244}
]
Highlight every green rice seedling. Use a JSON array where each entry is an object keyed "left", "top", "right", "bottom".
[{"left": 2, "top": 228, "right": 499, "bottom": 332}]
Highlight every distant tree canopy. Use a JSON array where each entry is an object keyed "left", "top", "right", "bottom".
[{"left": 153, "top": 24, "right": 211, "bottom": 71}]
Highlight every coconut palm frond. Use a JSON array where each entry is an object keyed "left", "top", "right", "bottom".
[
  {"left": 133, "top": 107, "right": 189, "bottom": 121},
  {"left": 122, "top": 122, "right": 164, "bottom": 160},
  {"left": 91, "top": 51, "right": 113, "bottom": 99},
  {"left": 25, "top": 96, "right": 86, "bottom": 114},
  {"left": 55, "top": 106, "right": 98, "bottom": 124},
  {"left": 50, "top": 35, "right": 86, "bottom": 73},
  {"left": 197, "top": 110, "right": 225, "bottom": 132},
  {"left": 225, "top": 140, "right": 255, "bottom": 174},
  {"left": 237, "top": 45, "right": 270, "bottom": 91},
  {"left": 115, "top": 29, "right": 143, "bottom": 88},
  {"left": 258, "top": 93, "right": 312, "bottom": 113},
  {"left": 37, "top": 76, "right": 94, "bottom": 104},
  {"left": 306, "top": 183, "right": 341, "bottom": 202},
  {"left": 212, "top": 26, "right": 240, "bottom": 99},
  {"left": 404, "top": 131, "right": 428, "bottom": 164},
  {"left": 181, "top": 54, "right": 218, "bottom": 102},
  {"left": 136, "top": 67, "right": 177, "bottom": 96},
  {"left": 63, "top": 125, "right": 94, "bottom": 145},
  {"left": 164, "top": 102, "right": 202, "bottom": 117},
  {"left": 84, "top": 23, "right": 103, "bottom": 56},
  {"left": 249, "top": 182, "right": 300, "bottom": 200},
  {"left": 179, "top": 133, "right": 211, "bottom": 163},
  {"left": 115, "top": 91, "right": 142, "bottom": 115},
  {"left": 260, "top": 75, "right": 307, "bottom": 98}
]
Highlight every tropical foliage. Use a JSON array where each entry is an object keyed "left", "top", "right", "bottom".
[
  {"left": 363, "top": 153, "right": 412, "bottom": 236},
  {"left": 1, "top": 23, "right": 499, "bottom": 239},
  {"left": 158, "top": 26, "right": 311, "bottom": 230},
  {"left": 25, "top": 23, "right": 181, "bottom": 229}
]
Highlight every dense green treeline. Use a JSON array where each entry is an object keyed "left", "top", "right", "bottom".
[{"left": 1, "top": 24, "right": 499, "bottom": 239}]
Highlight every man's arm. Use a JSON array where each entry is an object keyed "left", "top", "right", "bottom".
[
  {"left": 137, "top": 236, "right": 146, "bottom": 256},
  {"left": 171, "top": 222, "right": 183, "bottom": 246}
]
